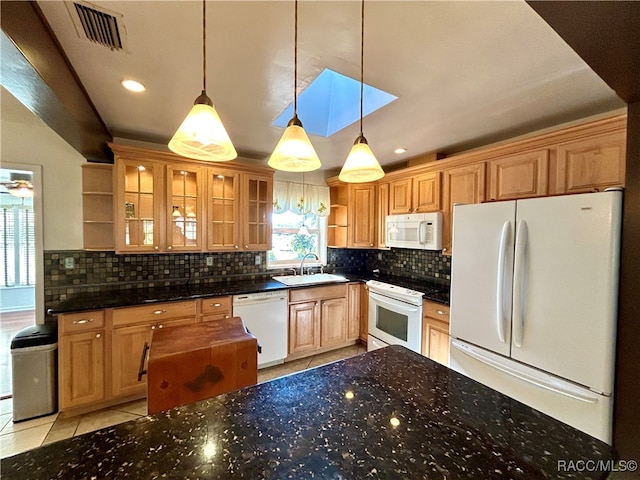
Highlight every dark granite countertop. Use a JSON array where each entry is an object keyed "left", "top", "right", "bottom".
[
  {"left": 1, "top": 346, "right": 612, "bottom": 479},
  {"left": 47, "top": 270, "right": 449, "bottom": 315}
]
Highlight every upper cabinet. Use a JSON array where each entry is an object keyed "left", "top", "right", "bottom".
[
  {"left": 82, "top": 164, "right": 114, "bottom": 251},
  {"left": 326, "top": 180, "right": 377, "bottom": 249},
  {"left": 555, "top": 131, "right": 626, "bottom": 194},
  {"left": 487, "top": 150, "right": 549, "bottom": 201},
  {"left": 108, "top": 143, "right": 273, "bottom": 254},
  {"left": 115, "top": 158, "right": 164, "bottom": 253},
  {"left": 388, "top": 172, "right": 441, "bottom": 214},
  {"left": 442, "top": 163, "right": 486, "bottom": 254},
  {"left": 348, "top": 184, "right": 377, "bottom": 248}
]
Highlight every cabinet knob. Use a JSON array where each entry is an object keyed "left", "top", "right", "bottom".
[
  {"left": 154, "top": 246, "right": 159, "bottom": 250},
  {"left": 407, "top": 208, "right": 411, "bottom": 212},
  {"left": 224, "top": 315, "right": 230, "bottom": 319},
  {"left": 244, "top": 244, "right": 249, "bottom": 249},
  {"left": 370, "top": 243, "right": 374, "bottom": 247},
  {"left": 152, "top": 309, "right": 166, "bottom": 315},
  {"left": 158, "top": 324, "right": 163, "bottom": 329},
  {"left": 234, "top": 245, "right": 239, "bottom": 249},
  {"left": 167, "top": 246, "right": 172, "bottom": 251},
  {"left": 96, "top": 333, "right": 101, "bottom": 339}
]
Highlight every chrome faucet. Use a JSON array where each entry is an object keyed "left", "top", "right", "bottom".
[{"left": 299, "top": 253, "right": 319, "bottom": 275}]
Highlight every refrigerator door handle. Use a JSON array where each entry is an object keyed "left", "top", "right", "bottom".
[
  {"left": 418, "top": 221, "right": 426, "bottom": 245},
  {"left": 496, "top": 221, "right": 511, "bottom": 343},
  {"left": 512, "top": 219, "right": 528, "bottom": 348},
  {"left": 451, "top": 340, "right": 599, "bottom": 404}
]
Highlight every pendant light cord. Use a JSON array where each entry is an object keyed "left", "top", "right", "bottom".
[
  {"left": 359, "top": 0, "right": 364, "bottom": 136},
  {"left": 202, "top": 0, "right": 207, "bottom": 92},
  {"left": 294, "top": 0, "right": 298, "bottom": 115}
]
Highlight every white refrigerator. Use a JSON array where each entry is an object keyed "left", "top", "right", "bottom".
[{"left": 448, "top": 190, "right": 622, "bottom": 444}]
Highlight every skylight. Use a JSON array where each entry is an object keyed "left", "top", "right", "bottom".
[{"left": 273, "top": 68, "right": 397, "bottom": 137}]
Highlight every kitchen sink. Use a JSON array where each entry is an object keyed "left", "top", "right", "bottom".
[{"left": 271, "top": 273, "right": 349, "bottom": 286}]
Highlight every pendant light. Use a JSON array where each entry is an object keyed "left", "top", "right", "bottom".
[
  {"left": 339, "top": 0, "right": 384, "bottom": 183},
  {"left": 168, "top": 1, "right": 237, "bottom": 162},
  {"left": 268, "top": 0, "right": 321, "bottom": 172}
]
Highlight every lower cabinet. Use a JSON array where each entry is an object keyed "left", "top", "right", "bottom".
[
  {"left": 58, "top": 310, "right": 106, "bottom": 410},
  {"left": 288, "top": 284, "right": 355, "bottom": 358},
  {"left": 421, "top": 301, "right": 450, "bottom": 366},
  {"left": 346, "top": 282, "right": 361, "bottom": 341}
]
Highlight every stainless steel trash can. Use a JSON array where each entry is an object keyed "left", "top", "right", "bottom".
[{"left": 10, "top": 322, "right": 58, "bottom": 422}]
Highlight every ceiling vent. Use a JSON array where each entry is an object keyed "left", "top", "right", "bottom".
[{"left": 65, "top": 1, "right": 129, "bottom": 51}]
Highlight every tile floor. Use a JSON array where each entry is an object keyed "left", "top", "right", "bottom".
[{"left": 0, "top": 344, "right": 366, "bottom": 460}]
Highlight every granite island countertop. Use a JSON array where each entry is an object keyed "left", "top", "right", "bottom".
[
  {"left": 47, "top": 270, "right": 450, "bottom": 315},
  {"left": 1, "top": 346, "right": 613, "bottom": 479}
]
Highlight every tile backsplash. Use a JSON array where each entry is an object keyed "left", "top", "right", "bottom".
[{"left": 43, "top": 247, "right": 450, "bottom": 314}]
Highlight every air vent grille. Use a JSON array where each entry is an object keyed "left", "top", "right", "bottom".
[{"left": 71, "top": 2, "right": 124, "bottom": 50}]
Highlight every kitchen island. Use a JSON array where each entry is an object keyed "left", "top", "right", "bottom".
[{"left": 1, "top": 346, "right": 612, "bottom": 479}]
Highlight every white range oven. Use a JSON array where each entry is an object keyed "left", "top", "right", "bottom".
[{"left": 367, "top": 280, "right": 424, "bottom": 353}]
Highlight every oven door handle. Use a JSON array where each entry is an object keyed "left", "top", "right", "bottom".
[{"left": 369, "top": 291, "right": 421, "bottom": 313}]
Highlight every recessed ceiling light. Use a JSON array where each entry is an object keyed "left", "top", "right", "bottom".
[
  {"left": 394, "top": 147, "right": 407, "bottom": 154},
  {"left": 121, "top": 79, "right": 146, "bottom": 92}
]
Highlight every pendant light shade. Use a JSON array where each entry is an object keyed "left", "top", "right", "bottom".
[
  {"left": 339, "top": 134, "right": 384, "bottom": 183},
  {"left": 339, "top": 0, "right": 384, "bottom": 183},
  {"left": 268, "top": 0, "right": 321, "bottom": 172},
  {"left": 168, "top": 1, "right": 237, "bottom": 162}
]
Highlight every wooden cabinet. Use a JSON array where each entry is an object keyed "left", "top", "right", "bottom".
[
  {"left": 389, "top": 178, "right": 412, "bottom": 214},
  {"left": 111, "top": 301, "right": 197, "bottom": 398},
  {"left": 58, "top": 310, "right": 106, "bottom": 410},
  {"left": 413, "top": 171, "right": 441, "bottom": 212},
  {"left": 555, "top": 131, "right": 626, "bottom": 194},
  {"left": 488, "top": 149, "right": 549, "bottom": 201},
  {"left": 348, "top": 184, "right": 377, "bottom": 248},
  {"left": 442, "top": 163, "right": 486, "bottom": 254},
  {"left": 108, "top": 143, "right": 273, "bottom": 253},
  {"left": 114, "top": 157, "right": 164, "bottom": 253},
  {"left": 202, "top": 296, "right": 232, "bottom": 322},
  {"left": 206, "top": 168, "right": 240, "bottom": 250},
  {"left": 82, "top": 164, "right": 114, "bottom": 250},
  {"left": 289, "top": 301, "right": 320, "bottom": 355},
  {"left": 288, "top": 284, "right": 352, "bottom": 358},
  {"left": 166, "top": 165, "right": 204, "bottom": 252},
  {"left": 242, "top": 172, "right": 272, "bottom": 251},
  {"left": 389, "top": 172, "right": 441, "bottom": 214},
  {"left": 421, "top": 301, "right": 450, "bottom": 366},
  {"left": 346, "top": 282, "right": 361, "bottom": 341}
]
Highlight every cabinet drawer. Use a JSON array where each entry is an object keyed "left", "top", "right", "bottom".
[
  {"left": 201, "top": 296, "right": 232, "bottom": 315},
  {"left": 423, "top": 301, "right": 450, "bottom": 321},
  {"left": 59, "top": 310, "right": 105, "bottom": 334},
  {"left": 289, "top": 284, "right": 347, "bottom": 303},
  {"left": 112, "top": 300, "right": 196, "bottom": 327}
]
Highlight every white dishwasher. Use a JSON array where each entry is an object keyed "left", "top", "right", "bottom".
[{"left": 233, "top": 290, "right": 288, "bottom": 369}]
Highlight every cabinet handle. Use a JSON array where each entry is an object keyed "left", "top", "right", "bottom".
[
  {"left": 152, "top": 309, "right": 166, "bottom": 315},
  {"left": 436, "top": 310, "right": 446, "bottom": 315},
  {"left": 72, "top": 318, "right": 94, "bottom": 325},
  {"left": 95, "top": 333, "right": 101, "bottom": 339},
  {"left": 212, "top": 303, "right": 221, "bottom": 307},
  {"left": 137, "top": 342, "right": 149, "bottom": 381}
]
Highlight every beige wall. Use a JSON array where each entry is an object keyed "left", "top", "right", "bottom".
[{"left": 1, "top": 88, "right": 85, "bottom": 250}]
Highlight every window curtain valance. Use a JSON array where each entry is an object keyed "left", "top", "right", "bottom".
[{"left": 273, "top": 181, "right": 330, "bottom": 217}]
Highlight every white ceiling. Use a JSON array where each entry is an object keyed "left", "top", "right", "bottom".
[{"left": 35, "top": 0, "right": 624, "bottom": 173}]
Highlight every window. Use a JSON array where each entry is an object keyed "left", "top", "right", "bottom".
[
  {"left": 268, "top": 180, "right": 330, "bottom": 270},
  {"left": 268, "top": 211, "right": 327, "bottom": 269},
  {"left": 0, "top": 205, "right": 35, "bottom": 287}
]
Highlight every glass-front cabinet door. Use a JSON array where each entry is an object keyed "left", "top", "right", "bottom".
[
  {"left": 206, "top": 169, "right": 240, "bottom": 251},
  {"left": 115, "top": 159, "right": 162, "bottom": 252},
  {"left": 167, "top": 166, "right": 202, "bottom": 251},
  {"left": 243, "top": 173, "right": 272, "bottom": 250}
]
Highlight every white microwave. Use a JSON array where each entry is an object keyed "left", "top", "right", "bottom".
[{"left": 386, "top": 212, "right": 443, "bottom": 250}]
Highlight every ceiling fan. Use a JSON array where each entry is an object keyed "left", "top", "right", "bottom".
[{"left": 0, "top": 180, "right": 34, "bottom": 198}]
